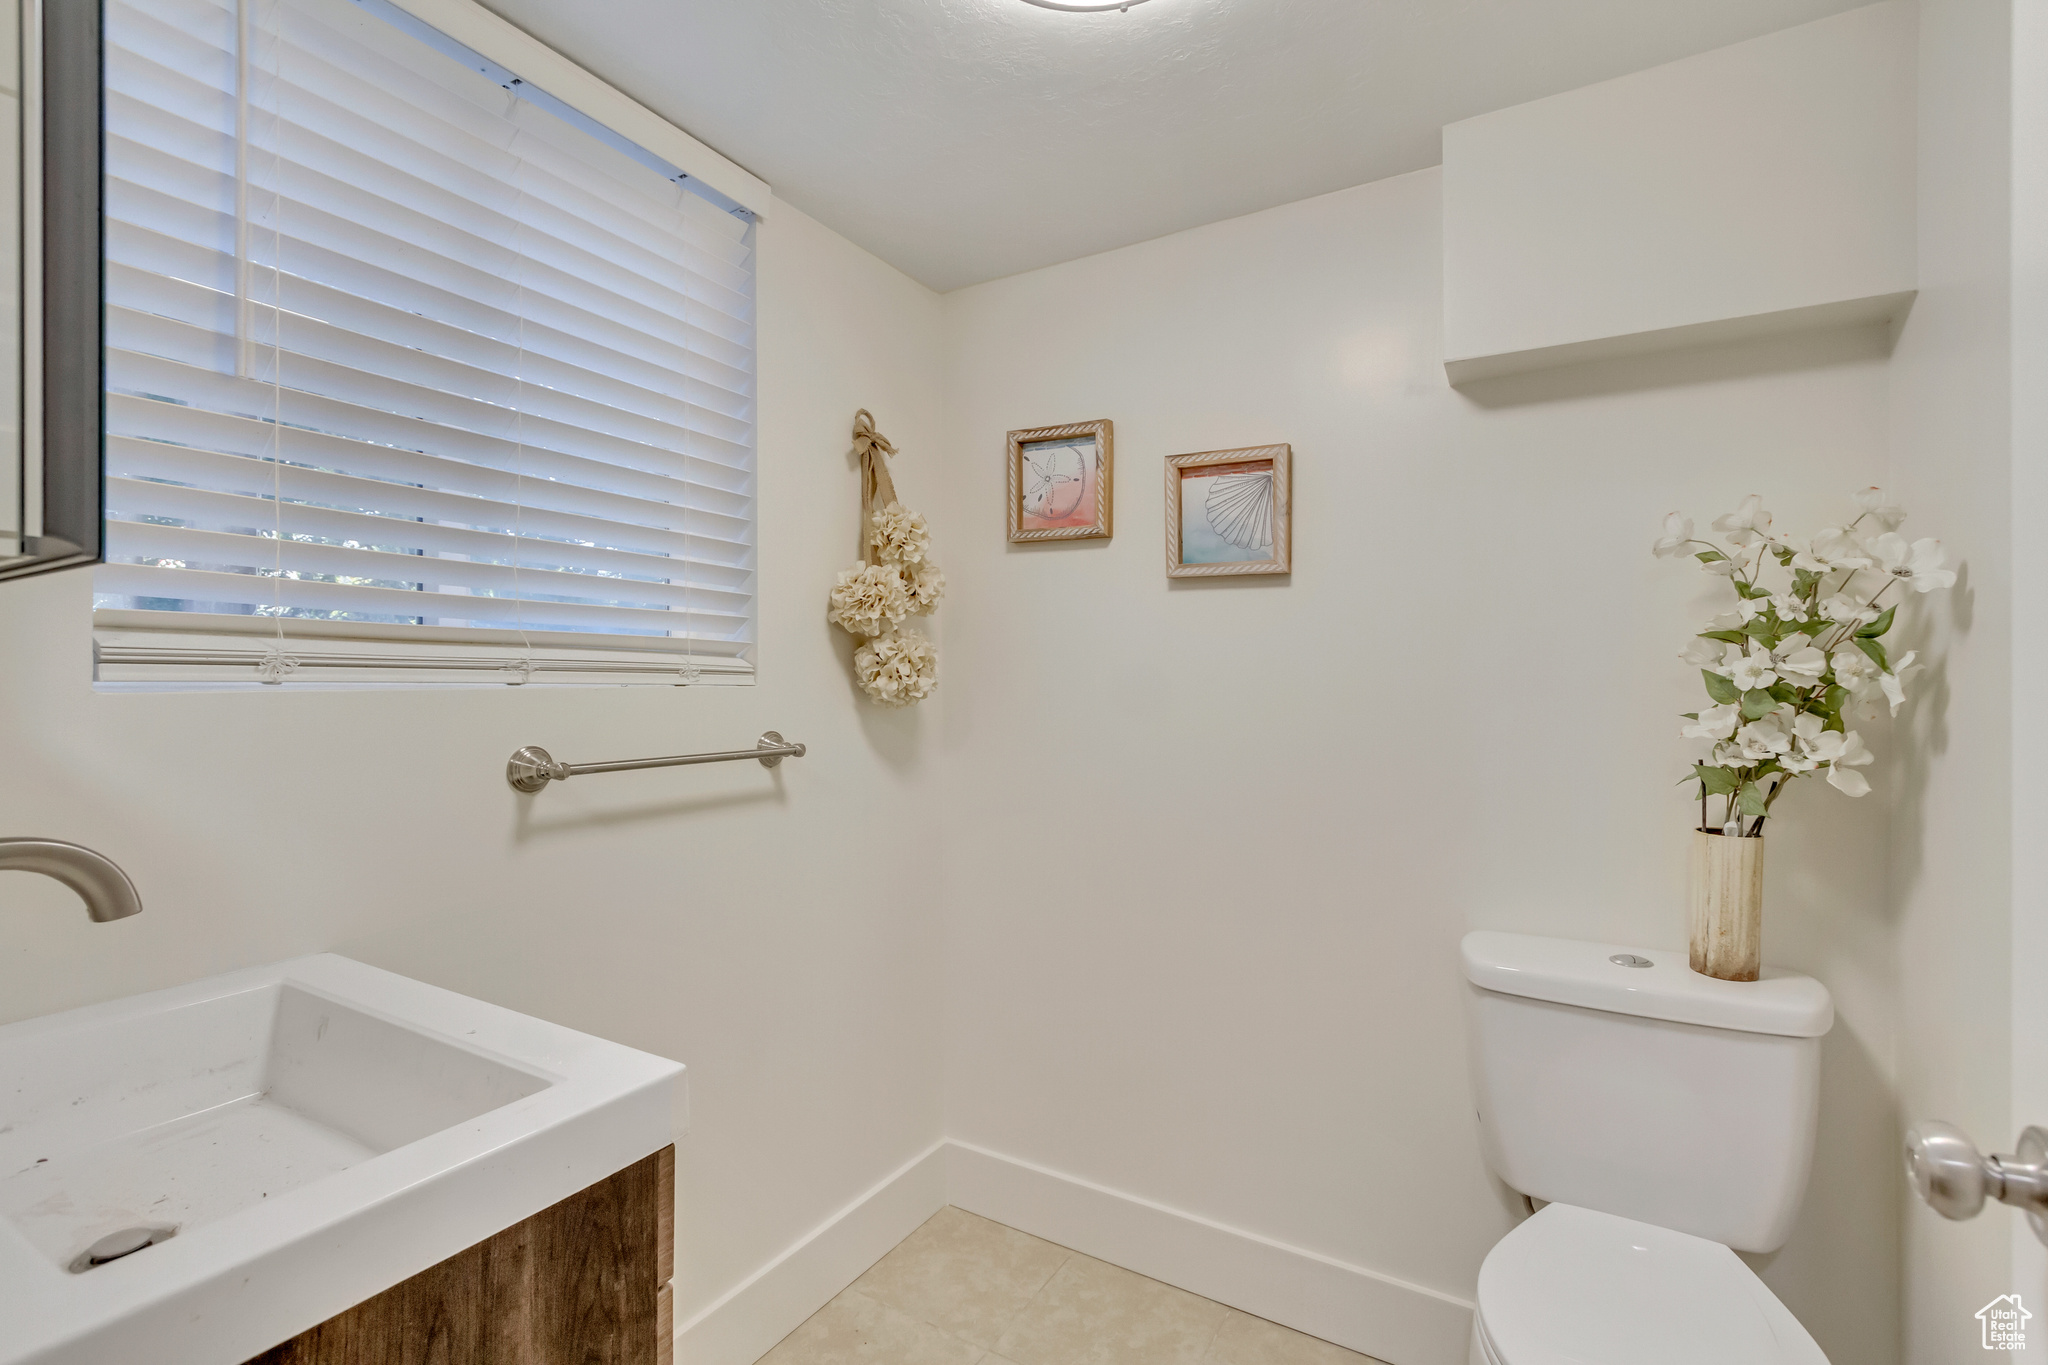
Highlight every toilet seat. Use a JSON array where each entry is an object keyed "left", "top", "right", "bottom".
[{"left": 1473, "top": 1204, "right": 1828, "bottom": 1365}]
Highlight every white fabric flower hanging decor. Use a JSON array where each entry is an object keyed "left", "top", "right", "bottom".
[{"left": 829, "top": 410, "right": 944, "bottom": 707}]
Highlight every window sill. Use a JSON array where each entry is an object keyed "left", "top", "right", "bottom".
[{"left": 92, "top": 612, "right": 754, "bottom": 689}]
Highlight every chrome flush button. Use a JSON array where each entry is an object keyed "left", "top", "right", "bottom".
[{"left": 1609, "top": 953, "right": 1653, "bottom": 968}]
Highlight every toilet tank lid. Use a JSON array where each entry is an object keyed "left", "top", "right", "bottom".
[{"left": 1462, "top": 931, "right": 1833, "bottom": 1037}]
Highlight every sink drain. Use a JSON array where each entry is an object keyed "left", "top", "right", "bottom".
[{"left": 69, "top": 1224, "right": 176, "bottom": 1273}]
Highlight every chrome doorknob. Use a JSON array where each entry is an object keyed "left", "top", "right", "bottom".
[
  {"left": 1906, "top": 1121, "right": 2048, "bottom": 1244},
  {"left": 1906, "top": 1121, "right": 1995, "bottom": 1219}
]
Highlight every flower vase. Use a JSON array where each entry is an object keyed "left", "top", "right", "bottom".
[{"left": 1690, "top": 829, "right": 1763, "bottom": 982}]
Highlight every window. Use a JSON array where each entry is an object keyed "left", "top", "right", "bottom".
[{"left": 95, "top": 0, "right": 756, "bottom": 685}]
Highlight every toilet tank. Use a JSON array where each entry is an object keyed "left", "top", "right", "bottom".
[{"left": 1462, "top": 931, "right": 1833, "bottom": 1253}]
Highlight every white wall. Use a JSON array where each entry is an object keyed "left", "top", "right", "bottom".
[
  {"left": 0, "top": 200, "right": 949, "bottom": 1342},
  {"left": 936, "top": 168, "right": 1901, "bottom": 1364}
]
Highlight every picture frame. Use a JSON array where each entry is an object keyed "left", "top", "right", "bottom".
[
  {"left": 1007, "top": 420, "right": 1113, "bottom": 542},
  {"left": 1164, "top": 444, "right": 1291, "bottom": 578}
]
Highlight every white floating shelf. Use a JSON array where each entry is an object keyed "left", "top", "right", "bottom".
[{"left": 1442, "top": 2, "right": 1915, "bottom": 385}]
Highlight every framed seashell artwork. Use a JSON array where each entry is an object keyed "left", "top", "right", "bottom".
[
  {"left": 1164, "top": 444, "right": 1292, "bottom": 578},
  {"left": 1008, "top": 420, "right": 1113, "bottom": 542}
]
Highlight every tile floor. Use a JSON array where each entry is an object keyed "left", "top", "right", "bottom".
[{"left": 754, "top": 1207, "right": 1391, "bottom": 1365}]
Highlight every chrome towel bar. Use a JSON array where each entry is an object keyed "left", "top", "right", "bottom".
[{"left": 506, "top": 731, "right": 807, "bottom": 792}]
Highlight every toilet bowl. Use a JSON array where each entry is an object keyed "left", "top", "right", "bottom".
[
  {"left": 1461, "top": 932, "right": 1836, "bottom": 1364},
  {"left": 1468, "top": 1204, "right": 1826, "bottom": 1365}
]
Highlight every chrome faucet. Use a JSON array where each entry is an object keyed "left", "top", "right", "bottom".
[{"left": 0, "top": 839, "right": 143, "bottom": 922}]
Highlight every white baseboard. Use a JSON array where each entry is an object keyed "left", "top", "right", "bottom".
[
  {"left": 673, "top": 1140, "right": 949, "bottom": 1365},
  {"left": 675, "top": 1138, "right": 1475, "bottom": 1365},
  {"left": 945, "top": 1141, "right": 1475, "bottom": 1365}
]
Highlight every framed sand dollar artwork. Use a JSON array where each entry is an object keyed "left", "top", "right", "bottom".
[
  {"left": 1165, "top": 445, "right": 1291, "bottom": 578},
  {"left": 1008, "top": 420, "right": 1113, "bottom": 542}
]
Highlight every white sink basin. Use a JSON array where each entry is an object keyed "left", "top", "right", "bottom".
[{"left": 0, "top": 955, "right": 684, "bottom": 1365}]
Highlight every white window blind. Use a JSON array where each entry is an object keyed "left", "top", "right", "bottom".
[{"left": 94, "top": 0, "right": 757, "bottom": 686}]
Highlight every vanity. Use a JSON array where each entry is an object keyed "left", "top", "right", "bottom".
[
  {"left": 0, "top": 956, "right": 685, "bottom": 1365},
  {"left": 246, "top": 1145, "right": 674, "bottom": 1365}
]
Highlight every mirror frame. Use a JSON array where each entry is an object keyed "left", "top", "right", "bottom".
[{"left": 1, "top": 0, "right": 101, "bottom": 581}]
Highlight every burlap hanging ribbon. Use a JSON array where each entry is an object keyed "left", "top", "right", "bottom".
[{"left": 852, "top": 408, "right": 899, "bottom": 563}]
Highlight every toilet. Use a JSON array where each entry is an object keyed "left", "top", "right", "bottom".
[{"left": 1461, "top": 931, "right": 1835, "bottom": 1365}]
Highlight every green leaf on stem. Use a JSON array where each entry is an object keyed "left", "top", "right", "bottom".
[
  {"left": 1703, "top": 670, "right": 1741, "bottom": 704},
  {"left": 1695, "top": 765, "right": 1740, "bottom": 795},
  {"left": 1696, "top": 550, "right": 1729, "bottom": 564},
  {"left": 1791, "top": 569, "right": 1821, "bottom": 595},
  {"left": 1741, "top": 688, "right": 1777, "bottom": 719},
  {"left": 1743, "top": 618, "right": 1775, "bottom": 640},
  {"left": 1858, "top": 605, "right": 1897, "bottom": 638},
  {"left": 1738, "top": 781, "right": 1769, "bottom": 819},
  {"left": 1855, "top": 635, "right": 1890, "bottom": 671},
  {"left": 1768, "top": 682, "right": 1798, "bottom": 704},
  {"left": 1822, "top": 684, "right": 1851, "bottom": 715},
  {"left": 1700, "top": 630, "right": 1747, "bottom": 645},
  {"left": 1681, "top": 712, "right": 1699, "bottom": 720},
  {"left": 1734, "top": 579, "right": 1769, "bottom": 600}
]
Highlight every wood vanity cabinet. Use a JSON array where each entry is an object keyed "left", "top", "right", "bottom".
[{"left": 246, "top": 1145, "right": 676, "bottom": 1365}]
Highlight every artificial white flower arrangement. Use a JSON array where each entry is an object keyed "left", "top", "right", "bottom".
[{"left": 1656, "top": 487, "right": 1953, "bottom": 835}]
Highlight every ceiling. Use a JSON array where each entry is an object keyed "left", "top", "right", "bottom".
[{"left": 478, "top": 0, "right": 1873, "bottom": 293}]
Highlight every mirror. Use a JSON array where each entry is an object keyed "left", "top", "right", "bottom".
[{"left": 0, "top": 0, "right": 100, "bottom": 581}]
